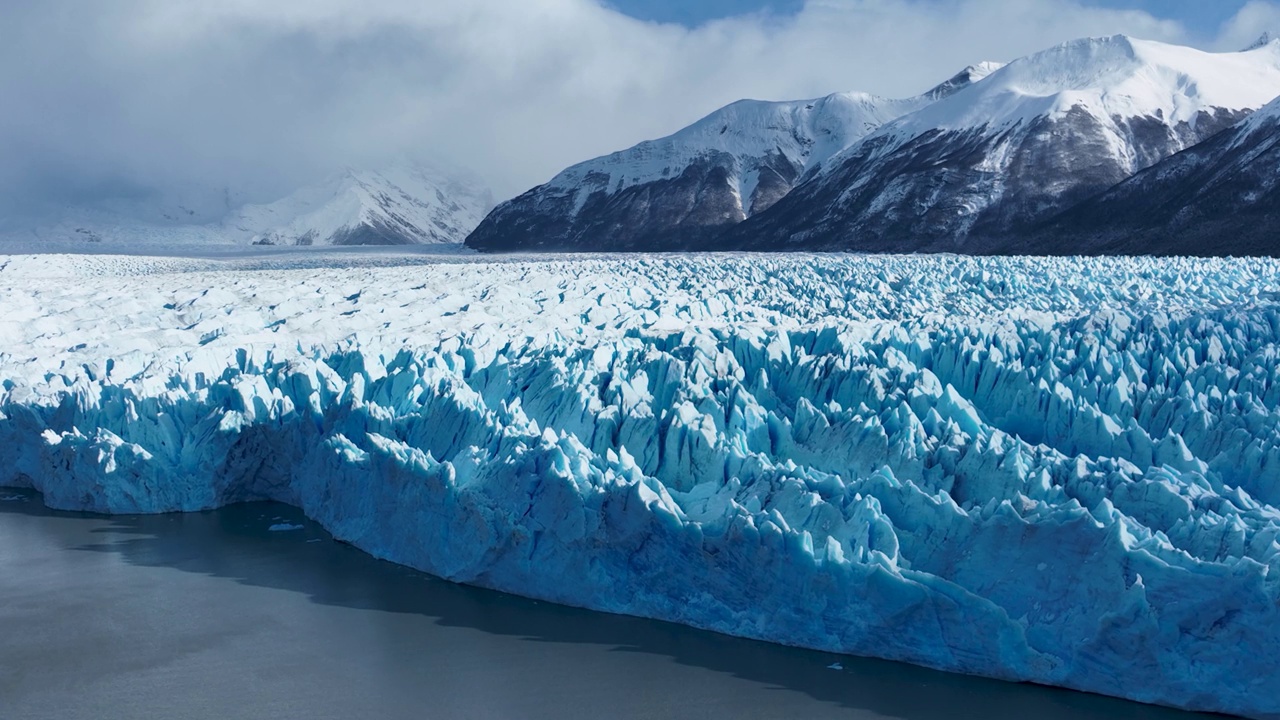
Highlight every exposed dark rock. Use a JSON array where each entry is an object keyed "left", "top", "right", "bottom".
[
  {"left": 723, "top": 107, "right": 1251, "bottom": 254},
  {"left": 1036, "top": 102, "right": 1280, "bottom": 257},
  {"left": 468, "top": 154, "right": 772, "bottom": 252},
  {"left": 467, "top": 37, "right": 1280, "bottom": 257}
]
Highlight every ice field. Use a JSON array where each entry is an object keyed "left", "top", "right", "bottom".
[{"left": 1, "top": 249, "right": 1278, "bottom": 718}]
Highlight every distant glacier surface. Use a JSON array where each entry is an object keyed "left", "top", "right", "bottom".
[{"left": 1, "top": 249, "right": 1278, "bottom": 718}]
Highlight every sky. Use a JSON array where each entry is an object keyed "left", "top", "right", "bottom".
[
  {"left": 1, "top": 0, "right": 1278, "bottom": 214},
  {"left": 609, "top": 0, "right": 1249, "bottom": 36}
]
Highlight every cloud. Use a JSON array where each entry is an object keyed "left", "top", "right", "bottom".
[
  {"left": 0, "top": 0, "right": 1272, "bottom": 211},
  {"left": 1214, "top": 1, "right": 1280, "bottom": 50}
]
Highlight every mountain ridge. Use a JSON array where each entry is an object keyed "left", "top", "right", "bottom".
[
  {"left": 465, "top": 60, "right": 1003, "bottom": 252},
  {"left": 468, "top": 35, "right": 1280, "bottom": 256},
  {"left": 724, "top": 34, "right": 1280, "bottom": 253}
]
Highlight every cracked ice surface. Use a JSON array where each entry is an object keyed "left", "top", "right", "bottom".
[{"left": 2, "top": 251, "right": 1279, "bottom": 717}]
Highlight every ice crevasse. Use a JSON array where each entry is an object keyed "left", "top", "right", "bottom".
[{"left": 1, "top": 253, "right": 1278, "bottom": 718}]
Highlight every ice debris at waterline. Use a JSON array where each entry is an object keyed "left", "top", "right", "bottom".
[{"left": 1, "top": 252, "right": 1278, "bottom": 718}]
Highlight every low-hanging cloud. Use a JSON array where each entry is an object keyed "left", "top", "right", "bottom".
[{"left": 0, "top": 0, "right": 1274, "bottom": 211}]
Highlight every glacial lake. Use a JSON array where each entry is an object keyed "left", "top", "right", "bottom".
[{"left": 0, "top": 489, "right": 1231, "bottom": 720}]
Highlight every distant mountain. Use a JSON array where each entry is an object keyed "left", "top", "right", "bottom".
[
  {"left": 3, "top": 162, "right": 493, "bottom": 247},
  {"left": 1040, "top": 92, "right": 1280, "bottom": 256},
  {"left": 726, "top": 35, "right": 1280, "bottom": 253},
  {"left": 465, "top": 63, "right": 1002, "bottom": 252},
  {"left": 231, "top": 165, "right": 493, "bottom": 246}
]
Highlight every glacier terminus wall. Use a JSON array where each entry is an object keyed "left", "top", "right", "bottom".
[{"left": 1, "top": 251, "right": 1278, "bottom": 718}]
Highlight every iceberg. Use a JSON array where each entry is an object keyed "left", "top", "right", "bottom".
[{"left": 1, "top": 251, "right": 1278, "bottom": 718}]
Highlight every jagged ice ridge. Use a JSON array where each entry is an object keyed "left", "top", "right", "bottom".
[{"left": 1, "top": 252, "right": 1278, "bottom": 718}]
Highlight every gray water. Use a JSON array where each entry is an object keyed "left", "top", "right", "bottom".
[{"left": 0, "top": 490, "right": 1231, "bottom": 720}]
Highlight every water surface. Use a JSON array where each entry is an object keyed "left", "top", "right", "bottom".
[{"left": 0, "top": 491, "right": 1232, "bottom": 720}]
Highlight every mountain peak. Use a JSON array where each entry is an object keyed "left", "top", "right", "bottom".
[
  {"left": 924, "top": 61, "right": 1005, "bottom": 100},
  {"left": 233, "top": 161, "right": 493, "bottom": 246},
  {"left": 470, "top": 34, "right": 1280, "bottom": 256},
  {"left": 715, "top": 34, "right": 1280, "bottom": 254},
  {"left": 876, "top": 35, "right": 1280, "bottom": 140},
  {"left": 1246, "top": 31, "right": 1276, "bottom": 51}
]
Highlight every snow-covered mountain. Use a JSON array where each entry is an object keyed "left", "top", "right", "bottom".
[
  {"left": 1041, "top": 92, "right": 1280, "bottom": 255},
  {"left": 0, "top": 186, "right": 248, "bottom": 246},
  {"left": 230, "top": 164, "right": 493, "bottom": 246},
  {"left": 728, "top": 35, "right": 1280, "bottom": 253},
  {"left": 2, "top": 162, "right": 493, "bottom": 247},
  {"left": 466, "top": 63, "right": 1002, "bottom": 252}
]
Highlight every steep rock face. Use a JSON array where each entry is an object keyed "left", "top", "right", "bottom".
[
  {"left": 727, "top": 36, "right": 1280, "bottom": 253},
  {"left": 1042, "top": 92, "right": 1280, "bottom": 256},
  {"left": 467, "top": 65, "right": 1001, "bottom": 252}
]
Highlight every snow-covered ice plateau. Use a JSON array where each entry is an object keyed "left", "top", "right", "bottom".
[{"left": 2, "top": 250, "right": 1279, "bottom": 717}]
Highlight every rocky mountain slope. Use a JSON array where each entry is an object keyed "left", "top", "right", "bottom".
[
  {"left": 726, "top": 35, "right": 1280, "bottom": 253},
  {"left": 1040, "top": 93, "right": 1280, "bottom": 256},
  {"left": 468, "top": 35, "right": 1280, "bottom": 256},
  {"left": 466, "top": 64, "right": 1002, "bottom": 252}
]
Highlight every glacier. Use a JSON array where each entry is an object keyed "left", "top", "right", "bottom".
[{"left": 1, "top": 250, "right": 1279, "bottom": 718}]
